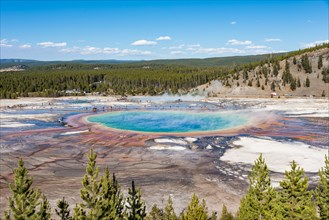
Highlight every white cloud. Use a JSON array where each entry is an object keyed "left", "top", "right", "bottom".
[
  {"left": 60, "top": 46, "right": 151, "bottom": 56},
  {"left": 186, "top": 44, "right": 202, "bottom": 51},
  {"left": 131, "top": 39, "right": 157, "bottom": 46},
  {"left": 246, "top": 45, "right": 271, "bottom": 49},
  {"left": 19, "top": 44, "right": 32, "bottom": 49},
  {"left": 187, "top": 44, "right": 201, "bottom": 48},
  {"left": 0, "top": 43, "right": 13, "bottom": 47},
  {"left": 265, "top": 38, "right": 282, "bottom": 42},
  {"left": 188, "top": 44, "right": 201, "bottom": 47},
  {"left": 192, "top": 47, "right": 245, "bottom": 55},
  {"left": 168, "top": 43, "right": 246, "bottom": 55},
  {"left": 273, "top": 50, "right": 287, "bottom": 53},
  {"left": 166, "top": 42, "right": 283, "bottom": 56},
  {"left": 59, "top": 46, "right": 81, "bottom": 53},
  {"left": 0, "top": 39, "right": 13, "bottom": 47},
  {"left": 119, "top": 49, "right": 151, "bottom": 56},
  {"left": 227, "top": 39, "right": 252, "bottom": 45},
  {"left": 243, "top": 47, "right": 286, "bottom": 55},
  {"left": 103, "top": 47, "right": 120, "bottom": 54},
  {"left": 187, "top": 44, "right": 283, "bottom": 56},
  {"left": 170, "top": 50, "right": 186, "bottom": 55},
  {"left": 302, "top": 40, "right": 329, "bottom": 48},
  {"left": 169, "top": 44, "right": 185, "bottom": 50},
  {"left": 37, "top": 41, "right": 67, "bottom": 48},
  {"left": 1, "top": 38, "right": 18, "bottom": 43},
  {"left": 246, "top": 49, "right": 272, "bottom": 55},
  {"left": 156, "top": 36, "right": 171, "bottom": 41},
  {"left": 80, "top": 46, "right": 103, "bottom": 55},
  {"left": 230, "top": 21, "right": 237, "bottom": 25}
]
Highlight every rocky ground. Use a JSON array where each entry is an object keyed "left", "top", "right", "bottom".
[{"left": 0, "top": 96, "right": 328, "bottom": 218}]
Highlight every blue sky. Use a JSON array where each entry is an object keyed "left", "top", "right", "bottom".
[{"left": 1, "top": 0, "right": 328, "bottom": 60}]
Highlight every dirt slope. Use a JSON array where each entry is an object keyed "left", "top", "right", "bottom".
[{"left": 195, "top": 47, "right": 329, "bottom": 98}]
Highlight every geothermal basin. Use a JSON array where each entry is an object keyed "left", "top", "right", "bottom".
[
  {"left": 87, "top": 111, "right": 249, "bottom": 133},
  {"left": 0, "top": 96, "right": 328, "bottom": 216}
]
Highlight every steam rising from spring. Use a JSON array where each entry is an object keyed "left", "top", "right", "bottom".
[{"left": 130, "top": 80, "right": 222, "bottom": 103}]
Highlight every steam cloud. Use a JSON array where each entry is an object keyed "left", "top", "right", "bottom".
[{"left": 130, "top": 80, "right": 222, "bottom": 103}]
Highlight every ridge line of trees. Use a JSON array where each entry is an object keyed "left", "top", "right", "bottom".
[
  {"left": 0, "top": 66, "right": 229, "bottom": 99},
  {"left": 1, "top": 43, "right": 328, "bottom": 99}
]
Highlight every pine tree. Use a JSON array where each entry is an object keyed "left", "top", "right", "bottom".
[
  {"left": 73, "top": 204, "right": 86, "bottom": 220},
  {"left": 273, "top": 63, "right": 279, "bottom": 77},
  {"left": 76, "top": 148, "right": 126, "bottom": 219},
  {"left": 56, "top": 197, "right": 72, "bottom": 220},
  {"left": 290, "top": 78, "right": 297, "bottom": 91},
  {"left": 322, "top": 67, "right": 329, "bottom": 83},
  {"left": 305, "top": 77, "right": 310, "bottom": 87},
  {"left": 237, "top": 154, "right": 277, "bottom": 220},
  {"left": 38, "top": 194, "right": 51, "bottom": 220},
  {"left": 76, "top": 148, "right": 102, "bottom": 219},
  {"left": 278, "top": 160, "right": 317, "bottom": 219},
  {"left": 271, "top": 82, "right": 275, "bottom": 91},
  {"left": 210, "top": 212, "right": 217, "bottom": 220},
  {"left": 220, "top": 204, "right": 233, "bottom": 220},
  {"left": 318, "top": 55, "right": 323, "bottom": 69},
  {"left": 163, "top": 196, "right": 177, "bottom": 220},
  {"left": 98, "top": 167, "right": 124, "bottom": 219},
  {"left": 301, "top": 55, "right": 312, "bottom": 73},
  {"left": 282, "top": 71, "right": 287, "bottom": 86},
  {"left": 243, "top": 70, "right": 248, "bottom": 80},
  {"left": 146, "top": 204, "right": 163, "bottom": 220},
  {"left": 282, "top": 60, "right": 293, "bottom": 85},
  {"left": 297, "top": 78, "right": 301, "bottom": 87},
  {"left": 4, "top": 159, "right": 42, "bottom": 220},
  {"left": 180, "top": 194, "right": 208, "bottom": 220},
  {"left": 125, "top": 180, "right": 146, "bottom": 220},
  {"left": 293, "top": 57, "right": 297, "bottom": 65},
  {"left": 285, "top": 59, "right": 290, "bottom": 73},
  {"left": 316, "top": 152, "right": 329, "bottom": 219}
]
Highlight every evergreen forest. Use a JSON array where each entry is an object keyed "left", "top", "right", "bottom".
[{"left": 1, "top": 43, "right": 327, "bottom": 99}]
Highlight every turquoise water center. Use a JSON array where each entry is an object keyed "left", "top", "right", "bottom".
[{"left": 87, "top": 111, "right": 248, "bottom": 133}]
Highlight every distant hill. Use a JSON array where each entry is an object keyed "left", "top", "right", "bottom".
[
  {"left": 137, "top": 53, "right": 286, "bottom": 67},
  {"left": 196, "top": 45, "right": 329, "bottom": 98},
  {"left": 0, "top": 53, "right": 285, "bottom": 70},
  {"left": 0, "top": 59, "right": 139, "bottom": 69},
  {"left": 0, "top": 59, "right": 39, "bottom": 63}
]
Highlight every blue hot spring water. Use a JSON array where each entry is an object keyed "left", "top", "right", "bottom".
[{"left": 88, "top": 111, "right": 248, "bottom": 133}]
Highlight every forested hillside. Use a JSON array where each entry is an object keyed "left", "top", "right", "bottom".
[
  {"left": 1, "top": 44, "right": 328, "bottom": 99},
  {"left": 200, "top": 43, "right": 329, "bottom": 97},
  {"left": 0, "top": 64, "right": 230, "bottom": 98}
]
